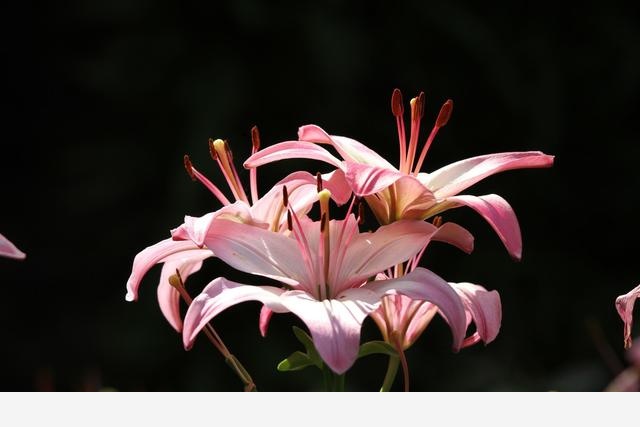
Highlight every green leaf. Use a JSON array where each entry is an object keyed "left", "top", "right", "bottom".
[
  {"left": 277, "top": 351, "right": 315, "bottom": 372},
  {"left": 358, "top": 340, "right": 398, "bottom": 358},
  {"left": 292, "top": 326, "right": 322, "bottom": 367}
]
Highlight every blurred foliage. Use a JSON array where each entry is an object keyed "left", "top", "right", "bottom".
[{"left": 1, "top": 0, "right": 639, "bottom": 391}]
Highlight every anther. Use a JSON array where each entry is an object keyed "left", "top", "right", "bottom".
[
  {"left": 286, "top": 210, "right": 293, "bottom": 231},
  {"left": 320, "top": 212, "right": 327, "bottom": 232},
  {"left": 208, "top": 138, "right": 218, "bottom": 160},
  {"left": 183, "top": 155, "right": 196, "bottom": 181},
  {"left": 436, "top": 100, "right": 453, "bottom": 128},
  {"left": 432, "top": 216, "right": 443, "bottom": 228},
  {"left": 391, "top": 88, "right": 404, "bottom": 116},
  {"left": 316, "top": 172, "right": 323, "bottom": 192},
  {"left": 416, "top": 91, "right": 426, "bottom": 119},
  {"left": 282, "top": 185, "right": 289, "bottom": 207},
  {"left": 251, "top": 126, "right": 261, "bottom": 151},
  {"left": 168, "top": 273, "right": 183, "bottom": 290}
]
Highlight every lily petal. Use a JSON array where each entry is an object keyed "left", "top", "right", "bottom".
[
  {"left": 243, "top": 141, "right": 344, "bottom": 170},
  {"left": 258, "top": 305, "right": 274, "bottom": 337},
  {"left": 282, "top": 288, "right": 381, "bottom": 374},
  {"left": 423, "top": 152, "right": 555, "bottom": 199},
  {"left": 431, "top": 222, "right": 475, "bottom": 254},
  {"left": 336, "top": 220, "right": 439, "bottom": 292},
  {"left": 450, "top": 282, "right": 502, "bottom": 348},
  {"left": 616, "top": 284, "right": 640, "bottom": 348},
  {"left": 366, "top": 267, "right": 467, "bottom": 351},
  {"left": 126, "top": 238, "right": 202, "bottom": 302},
  {"left": 203, "top": 220, "right": 310, "bottom": 288},
  {"left": 171, "top": 201, "right": 263, "bottom": 246},
  {"left": 182, "top": 277, "right": 287, "bottom": 349},
  {"left": 0, "top": 233, "right": 25, "bottom": 260},
  {"left": 444, "top": 194, "right": 522, "bottom": 260},
  {"left": 157, "top": 249, "right": 212, "bottom": 332},
  {"left": 345, "top": 162, "right": 405, "bottom": 197},
  {"left": 298, "top": 125, "right": 395, "bottom": 169}
]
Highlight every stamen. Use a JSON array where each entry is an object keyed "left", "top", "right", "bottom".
[
  {"left": 412, "top": 99, "right": 453, "bottom": 175},
  {"left": 282, "top": 185, "right": 289, "bottom": 207},
  {"left": 208, "top": 138, "right": 218, "bottom": 161},
  {"left": 357, "top": 200, "right": 365, "bottom": 225},
  {"left": 211, "top": 139, "right": 249, "bottom": 203},
  {"left": 249, "top": 126, "right": 260, "bottom": 204},
  {"left": 183, "top": 155, "right": 196, "bottom": 181},
  {"left": 405, "top": 92, "right": 425, "bottom": 174},
  {"left": 391, "top": 88, "right": 404, "bottom": 116},
  {"left": 392, "top": 89, "right": 408, "bottom": 171},
  {"left": 436, "top": 99, "right": 453, "bottom": 128},
  {"left": 286, "top": 210, "right": 293, "bottom": 231},
  {"left": 316, "top": 172, "right": 323, "bottom": 192},
  {"left": 318, "top": 189, "right": 332, "bottom": 298},
  {"left": 432, "top": 215, "right": 443, "bottom": 228},
  {"left": 183, "top": 155, "right": 231, "bottom": 206},
  {"left": 251, "top": 125, "right": 261, "bottom": 151}
]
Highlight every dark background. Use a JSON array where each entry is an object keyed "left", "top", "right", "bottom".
[{"left": 2, "top": 1, "right": 639, "bottom": 391}]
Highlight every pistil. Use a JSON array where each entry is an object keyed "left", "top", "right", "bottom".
[{"left": 210, "top": 138, "right": 249, "bottom": 203}]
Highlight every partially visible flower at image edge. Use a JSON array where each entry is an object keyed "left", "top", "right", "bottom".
[{"left": 0, "top": 232, "right": 25, "bottom": 260}]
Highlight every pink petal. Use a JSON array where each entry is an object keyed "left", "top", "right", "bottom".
[
  {"left": 243, "top": 141, "right": 344, "bottom": 170},
  {"left": 344, "top": 162, "right": 403, "bottom": 197},
  {"left": 446, "top": 194, "right": 522, "bottom": 260},
  {"left": 0, "top": 233, "right": 25, "bottom": 260},
  {"left": 393, "top": 175, "right": 437, "bottom": 220},
  {"left": 616, "top": 284, "right": 640, "bottom": 348},
  {"left": 171, "top": 201, "right": 262, "bottom": 246},
  {"left": 282, "top": 288, "right": 381, "bottom": 374},
  {"left": 202, "top": 220, "right": 310, "bottom": 288},
  {"left": 336, "top": 220, "right": 439, "bottom": 292},
  {"left": 126, "top": 238, "right": 203, "bottom": 302},
  {"left": 258, "top": 305, "right": 274, "bottom": 337},
  {"left": 366, "top": 267, "right": 467, "bottom": 351},
  {"left": 251, "top": 170, "right": 351, "bottom": 229},
  {"left": 423, "top": 151, "right": 555, "bottom": 199},
  {"left": 431, "top": 222, "right": 475, "bottom": 254},
  {"left": 450, "top": 282, "right": 502, "bottom": 348},
  {"left": 298, "top": 125, "right": 394, "bottom": 169},
  {"left": 157, "top": 249, "right": 212, "bottom": 332},
  {"left": 182, "top": 278, "right": 287, "bottom": 349}
]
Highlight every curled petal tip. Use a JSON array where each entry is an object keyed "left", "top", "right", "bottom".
[{"left": 125, "top": 291, "right": 136, "bottom": 302}]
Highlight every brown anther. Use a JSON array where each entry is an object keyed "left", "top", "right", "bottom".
[
  {"left": 316, "top": 172, "right": 323, "bottom": 192},
  {"left": 391, "top": 88, "right": 404, "bottom": 116},
  {"left": 282, "top": 185, "right": 289, "bottom": 207},
  {"left": 416, "top": 91, "right": 426, "bottom": 119},
  {"left": 436, "top": 100, "right": 453, "bottom": 128},
  {"left": 432, "top": 216, "right": 443, "bottom": 228},
  {"left": 286, "top": 210, "right": 293, "bottom": 231},
  {"left": 320, "top": 213, "right": 327, "bottom": 232},
  {"left": 183, "top": 155, "right": 196, "bottom": 181},
  {"left": 358, "top": 202, "right": 365, "bottom": 225},
  {"left": 208, "top": 138, "right": 218, "bottom": 160},
  {"left": 251, "top": 126, "right": 261, "bottom": 151}
]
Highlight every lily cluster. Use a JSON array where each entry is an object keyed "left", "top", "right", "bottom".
[{"left": 126, "top": 89, "right": 554, "bottom": 390}]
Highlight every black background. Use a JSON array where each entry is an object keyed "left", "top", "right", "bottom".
[{"left": 1, "top": 1, "right": 639, "bottom": 391}]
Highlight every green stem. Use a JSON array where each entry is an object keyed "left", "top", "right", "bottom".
[
  {"left": 380, "top": 355, "right": 400, "bottom": 392},
  {"left": 321, "top": 365, "right": 346, "bottom": 391}
]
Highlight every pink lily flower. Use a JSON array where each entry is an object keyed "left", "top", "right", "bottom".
[
  {"left": 370, "top": 218, "right": 501, "bottom": 352},
  {"left": 245, "top": 89, "right": 554, "bottom": 260},
  {"left": 616, "top": 284, "right": 640, "bottom": 348},
  {"left": 181, "top": 190, "right": 469, "bottom": 374},
  {"left": 371, "top": 279, "right": 501, "bottom": 352},
  {"left": 0, "top": 232, "right": 25, "bottom": 260},
  {"left": 126, "top": 129, "right": 351, "bottom": 332}
]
